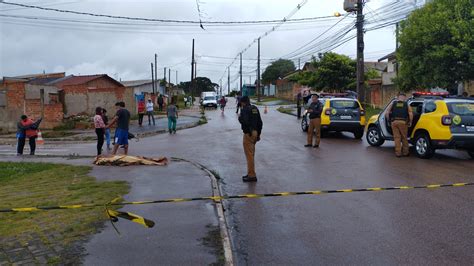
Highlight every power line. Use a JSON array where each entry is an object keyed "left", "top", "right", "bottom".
[{"left": 0, "top": 1, "right": 334, "bottom": 25}]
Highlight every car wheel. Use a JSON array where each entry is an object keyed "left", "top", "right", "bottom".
[
  {"left": 301, "top": 117, "right": 308, "bottom": 132},
  {"left": 414, "top": 133, "right": 435, "bottom": 159},
  {"left": 366, "top": 126, "right": 384, "bottom": 146},
  {"left": 353, "top": 129, "right": 364, "bottom": 139},
  {"left": 467, "top": 150, "right": 474, "bottom": 159}
]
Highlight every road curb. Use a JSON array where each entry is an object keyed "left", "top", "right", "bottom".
[{"left": 172, "top": 158, "right": 234, "bottom": 266}]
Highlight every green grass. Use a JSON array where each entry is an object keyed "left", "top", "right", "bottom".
[
  {"left": 277, "top": 107, "right": 295, "bottom": 115},
  {"left": 364, "top": 106, "right": 382, "bottom": 119},
  {"left": 0, "top": 162, "right": 129, "bottom": 246}
]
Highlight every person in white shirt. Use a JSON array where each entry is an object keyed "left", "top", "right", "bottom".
[{"left": 146, "top": 99, "right": 155, "bottom": 126}]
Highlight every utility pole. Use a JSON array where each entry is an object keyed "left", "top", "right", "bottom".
[
  {"left": 227, "top": 67, "right": 230, "bottom": 96},
  {"left": 194, "top": 61, "right": 197, "bottom": 80},
  {"left": 191, "top": 38, "right": 195, "bottom": 104},
  {"left": 257, "top": 37, "right": 261, "bottom": 102},
  {"left": 298, "top": 58, "right": 301, "bottom": 70},
  {"left": 356, "top": 0, "right": 365, "bottom": 103},
  {"left": 176, "top": 70, "right": 178, "bottom": 85},
  {"left": 395, "top": 22, "right": 400, "bottom": 77},
  {"left": 219, "top": 79, "right": 222, "bottom": 96},
  {"left": 154, "top": 53, "right": 157, "bottom": 95},
  {"left": 164, "top": 67, "right": 167, "bottom": 96},
  {"left": 239, "top": 53, "right": 243, "bottom": 95},
  {"left": 151, "top": 63, "right": 155, "bottom": 94},
  {"left": 168, "top": 68, "right": 171, "bottom": 86}
]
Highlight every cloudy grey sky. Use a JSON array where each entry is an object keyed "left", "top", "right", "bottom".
[{"left": 0, "top": 0, "right": 421, "bottom": 88}]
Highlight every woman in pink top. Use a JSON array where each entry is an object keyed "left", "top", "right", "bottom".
[{"left": 94, "top": 107, "right": 106, "bottom": 156}]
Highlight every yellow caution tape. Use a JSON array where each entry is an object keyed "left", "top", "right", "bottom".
[{"left": 1, "top": 182, "right": 472, "bottom": 213}]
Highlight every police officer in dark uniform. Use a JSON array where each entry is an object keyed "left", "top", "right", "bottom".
[
  {"left": 296, "top": 92, "right": 302, "bottom": 119},
  {"left": 305, "top": 94, "right": 323, "bottom": 148},
  {"left": 238, "top": 96, "right": 263, "bottom": 182},
  {"left": 385, "top": 92, "right": 413, "bottom": 157}
]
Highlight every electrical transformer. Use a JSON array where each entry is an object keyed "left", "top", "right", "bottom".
[{"left": 343, "top": 0, "right": 358, "bottom": 12}]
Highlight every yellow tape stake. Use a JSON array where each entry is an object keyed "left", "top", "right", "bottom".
[{"left": 106, "top": 209, "right": 155, "bottom": 228}]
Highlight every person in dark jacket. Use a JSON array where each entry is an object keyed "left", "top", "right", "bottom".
[
  {"left": 238, "top": 96, "right": 263, "bottom": 182},
  {"left": 17, "top": 115, "right": 41, "bottom": 155},
  {"left": 305, "top": 94, "right": 323, "bottom": 148},
  {"left": 385, "top": 93, "right": 413, "bottom": 157}
]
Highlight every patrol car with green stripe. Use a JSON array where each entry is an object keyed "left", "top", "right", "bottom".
[{"left": 366, "top": 92, "right": 474, "bottom": 159}]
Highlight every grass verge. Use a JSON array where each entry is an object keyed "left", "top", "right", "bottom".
[
  {"left": 0, "top": 162, "right": 129, "bottom": 247},
  {"left": 277, "top": 106, "right": 295, "bottom": 115},
  {"left": 364, "top": 106, "right": 382, "bottom": 119}
]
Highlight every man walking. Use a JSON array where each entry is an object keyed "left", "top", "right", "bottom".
[
  {"left": 158, "top": 95, "right": 164, "bottom": 112},
  {"left": 238, "top": 96, "right": 263, "bottom": 182},
  {"left": 146, "top": 98, "right": 155, "bottom": 125},
  {"left": 107, "top": 102, "right": 131, "bottom": 155},
  {"left": 305, "top": 94, "right": 323, "bottom": 148},
  {"left": 385, "top": 92, "right": 413, "bottom": 157},
  {"left": 167, "top": 99, "right": 179, "bottom": 134}
]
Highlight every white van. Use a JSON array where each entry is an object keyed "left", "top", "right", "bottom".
[{"left": 200, "top": 92, "right": 218, "bottom": 108}]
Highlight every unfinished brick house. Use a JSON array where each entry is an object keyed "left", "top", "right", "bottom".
[
  {"left": 0, "top": 72, "right": 66, "bottom": 132},
  {"left": 51, "top": 74, "right": 133, "bottom": 117},
  {"left": 0, "top": 73, "right": 133, "bottom": 132}
]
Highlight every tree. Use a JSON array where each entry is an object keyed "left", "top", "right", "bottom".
[
  {"left": 178, "top": 77, "right": 218, "bottom": 95},
  {"left": 262, "top": 59, "right": 296, "bottom": 84},
  {"left": 396, "top": 0, "right": 474, "bottom": 92},
  {"left": 291, "top": 52, "right": 356, "bottom": 91}
]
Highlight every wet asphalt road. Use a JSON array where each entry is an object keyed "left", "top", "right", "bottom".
[{"left": 2, "top": 107, "right": 473, "bottom": 264}]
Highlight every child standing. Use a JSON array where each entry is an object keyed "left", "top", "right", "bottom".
[{"left": 167, "top": 99, "right": 178, "bottom": 134}]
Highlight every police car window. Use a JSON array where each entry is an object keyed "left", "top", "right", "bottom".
[
  {"left": 424, "top": 101, "right": 437, "bottom": 113},
  {"left": 330, "top": 100, "right": 358, "bottom": 109},
  {"left": 447, "top": 102, "right": 474, "bottom": 115},
  {"left": 410, "top": 102, "right": 423, "bottom": 115}
]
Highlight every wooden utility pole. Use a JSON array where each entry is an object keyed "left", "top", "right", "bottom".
[
  {"left": 154, "top": 53, "right": 157, "bottom": 94},
  {"left": 257, "top": 37, "right": 261, "bottom": 102},
  {"left": 227, "top": 67, "right": 230, "bottom": 96},
  {"left": 356, "top": 0, "right": 365, "bottom": 103},
  {"left": 151, "top": 63, "right": 155, "bottom": 94},
  {"left": 164, "top": 67, "right": 167, "bottom": 96},
  {"left": 191, "top": 39, "right": 195, "bottom": 103},
  {"left": 219, "top": 79, "right": 222, "bottom": 96},
  {"left": 239, "top": 53, "right": 243, "bottom": 95}
]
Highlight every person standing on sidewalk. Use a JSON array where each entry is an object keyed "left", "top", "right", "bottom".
[
  {"left": 16, "top": 115, "right": 41, "bottom": 155},
  {"left": 94, "top": 107, "right": 106, "bottom": 156},
  {"left": 296, "top": 92, "right": 302, "bottom": 119},
  {"left": 167, "top": 99, "right": 179, "bottom": 134},
  {"left": 236, "top": 93, "right": 242, "bottom": 114},
  {"left": 107, "top": 102, "right": 131, "bottom": 155},
  {"left": 146, "top": 99, "right": 155, "bottom": 126},
  {"left": 158, "top": 95, "right": 164, "bottom": 112},
  {"left": 385, "top": 92, "right": 413, "bottom": 157},
  {"left": 102, "top": 108, "right": 111, "bottom": 150},
  {"left": 137, "top": 99, "right": 145, "bottom": 127},
  {"left": 238, "top": 96, "right": 263, "bottom": 182},
  {"left": 305, "top": 94, "right": 323, "bottom": 148},
  {"left": 219, "top": 96, "right": 227, "bottom": 113}
]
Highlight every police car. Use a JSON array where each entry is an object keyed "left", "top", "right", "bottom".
[
  {"left": 365, "top": 92, "right": 474, "bottom": 159},
  {"left": 301, "top": 93, "right": 366, "bottom": 139}
]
